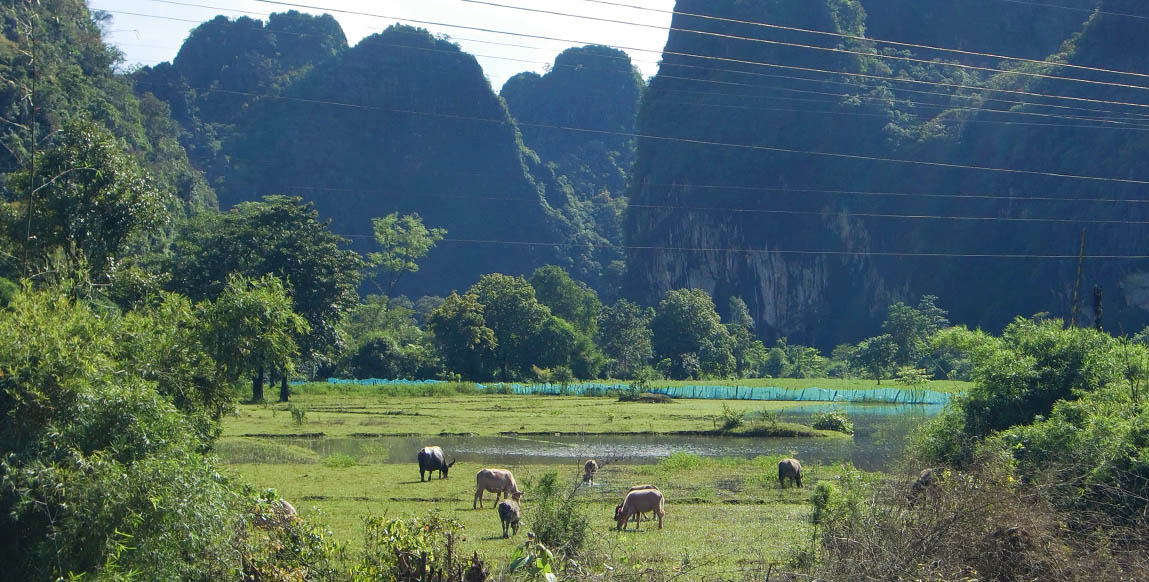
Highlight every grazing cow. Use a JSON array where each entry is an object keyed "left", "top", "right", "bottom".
[
  {"left": 583, "top": 459, "right": 599, "bottom": 485},
  {"left": 616, "top": 485, "right": 660, "bottom": 525},
  {"left": 497, "top": 492, "right": 523, "bottom": 538},
  {"left": 615, "top": 488, "right": 664, "bottom": 530},
  {"left": 778, "top": 458, "right": 803, "bottom": 488},
  {"left": 417, "top": 446, "right": 456, "bottom": 482},
  {"left": 474, "top": 468, "right": 522, "bottom": 509}
]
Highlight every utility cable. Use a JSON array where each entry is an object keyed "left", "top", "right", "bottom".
[
  {"left": 579, "top": 0, "right": 1149, "bottom": 79},
  {"left": 106, "top": 3, "right": 1149, "bottom": 119},
  {"left": 460, "top": 0, "right": 1149, "bottom": 94}
]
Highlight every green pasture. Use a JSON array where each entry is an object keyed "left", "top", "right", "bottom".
[
  {"left": 223, "top": 392, "right": 846, "bottom": 438},
  {"left": 221, "top": 452, "right": 867, "bottom": 577}
]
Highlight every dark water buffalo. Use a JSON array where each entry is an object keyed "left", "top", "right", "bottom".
[
  {"left": 778, "top": 458, "right": 803, "bottom": 488},
  {"left": 417, "top": 446, "right": 456, "bottom": 481},
  {"left": 497, "top": 492, "right": 523, "bottom": 538},
  {"left": 909, "top": 468, "right": 942, "bottom": 505}
]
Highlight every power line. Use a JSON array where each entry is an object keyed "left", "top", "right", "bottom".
[
  {"left": 126, "top": 78, "right": 1149, "bottom": 186},
  {"left": 279, "top": 185, "right": 1149, "bottom": 226},
  {"left": 244, "top": 0, "right": 1149, "bottom": 115},
  {"left": 354, "top": 236, "right": 1149, "bottom": 260},
  {"left": 460, "top": 0, "right": 1149, "bottom": 94},
  {"left": 283, "top": 182, "right": 1149, "bottom": 208},
  {"left": 579, "top": 0, "right": 1149, "bottom": 79},
  {"left": 105, "top": 2, "right": 1149, "bottom": 121}
]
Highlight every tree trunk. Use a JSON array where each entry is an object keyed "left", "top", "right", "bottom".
[
  {"left": 279, "top": 368, "right": 290, "bottom": 402},
  {"left": 252, "top": 366, "right": 265, "bottom": 402}
]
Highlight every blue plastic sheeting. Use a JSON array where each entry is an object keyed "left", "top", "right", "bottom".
[
  {"left": 322, "top": 378, "right": 445, "bottom": 386},
  {"left": 302, "top": 378, "right": 952, "bottom": 404},
  {"left": 480, "top": 382, "right": 952, "bottom": 404}
]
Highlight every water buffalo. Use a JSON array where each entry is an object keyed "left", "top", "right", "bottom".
[
  {"left": 417, "top": 446, "right": 456, "bottom": 482},
  {"left": 497, "top": 492, "right": 523, "bottom": 538},
  {"left": 615, "top": 488, "right": 664, "bottom": 530},
  {"left": 616, "top": 484, "right": 660, "bottom": 525},
  {"left": 778, "top": 458, "right": 803, "bottom": 488},
  {"left": 474, "top": 468, "right": 522, "bottom": 509},
  {"left": 909, "top": 468, "right": 942, "bottom": 506},
  {"left": 583, "top": 459, "right": 598, "bottom": 485}
]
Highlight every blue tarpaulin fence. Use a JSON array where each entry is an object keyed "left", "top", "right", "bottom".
[
  {"left": 304, "top": 378, "right": 951, "bottom": 405},
  {"left": 493, "top": 382, "right": 951, "bottom": 404}
]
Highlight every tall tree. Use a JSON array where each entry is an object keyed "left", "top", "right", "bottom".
[
  {"left": 853, "top": 334, "right": 898, "bottom": 384},
  {"left": 468, "top": 273, "right": 550, "bottom": 380},
  {"left": 529, "top": 265, "right": 602, "bottom": 336},
  {"left": 428, "top": 291, "right": 496, "bottom": 380},
  {"left": 596, "top": 299, "right": 654, "bottom": 379},
  {"left": 167, "top": 195, "right": 364, "bottom": 386},
  {"left": 202, "top": 274, "right": 307, "bottom": 402},
  {"left": 882, "top": 295, "right": 950, "bottom": 367},
  {"left": 650, "top": 288, "right": 729, "bottom": 377},
  {"left": 369, "top": 212, "right": 446, "bottom": 297}
]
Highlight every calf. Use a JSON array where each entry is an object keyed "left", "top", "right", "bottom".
[
  {"left": 474, "top": 468, "right": 522, "bottom": 509},
  {"left": 497, "top": 492, "right": 523, "bottom": 538},
  {"left": 615, "top": 488, "right": 664, "bottom": 531},
  {"left": 417, "top": 446, "right": 456, "bottom": 482},
  {"left": 583, "top": 459, "right": 599, "bottom": 485},
  {"left": 778, "top": 458, "right": 803, "bottom": 488}
]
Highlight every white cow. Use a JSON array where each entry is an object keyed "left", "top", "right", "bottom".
[{"left": 474, "top": 468, "right": 522, "bottom": 509}]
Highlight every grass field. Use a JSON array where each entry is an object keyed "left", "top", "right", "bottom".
[
  {"left": 222, "top": 453, "right": 870, "bottom": 577},
  {"left": 219, "top": 383, "right": 932, "bottom": 577},
  {"left": 223, "top": 392, "right": 849, "bottom": 438}
]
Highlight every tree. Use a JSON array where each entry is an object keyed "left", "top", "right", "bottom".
[
  {"left": 727, "top": 296, "right": 754, "bottom": 331},
  {"left": 369, "top": 212, "right": 446, "bottom": 297},
  {"left": 852, "top": 334, "right": 898, "bottom": 384},
  {"left": 428, "top": 291, "right": 496, "bottom": 380},
  {"left": 596, "top": 299, "right": 653, "bottom": 379},
  {"left": 529, "top": 265, "right": 601, "bottom": 336},
  {"left": 468, "top": 273, "right": 550, "bottom": 380},
  {"left": 202, "top": 274, "right": 308, "bottom": 402},
  {"left": 650, "top": 288, "right": 728, "bottom": 378},
  {"left": 882, "top": 295, "right": 950, "bottom": 368},
  {"left": 3, "top": 120, "right": 169, "bottom": 280},
  {"left": 167, "top": 195, "right": 364, "bottom": 388}
]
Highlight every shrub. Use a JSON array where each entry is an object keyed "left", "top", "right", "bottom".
[
  {"left": 528, "top": 472, "right": 589, "bottom": 558},
  {"left": 718, "top": 403, "right": 745, "bottom": 431},
  {"left": 289, "top": 403, "right": 308, "bottom": 425},
  {"left": 812, "top": 408, "right": 855, "bottom": 435}
]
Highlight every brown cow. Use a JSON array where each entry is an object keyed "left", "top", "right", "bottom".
[
  {"left": 616, "top": 484, "right": 660, "bottom": 524},
  {"left": 615, "top": 488, "right": 664, "bottom": 530},
  {"left": 583, "top": 459, "right": 599, "bottom": 485},
  {"left": 474, "top": 468, "right": 522, "bottom": 509}
]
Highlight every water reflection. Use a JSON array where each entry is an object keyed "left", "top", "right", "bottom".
[{"left": 277, "top": 403, "right": 941, "bottom": 472}]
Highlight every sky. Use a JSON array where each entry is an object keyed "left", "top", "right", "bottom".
[{"left": 92, "top": 0, "right": 677, "bottom": 91}]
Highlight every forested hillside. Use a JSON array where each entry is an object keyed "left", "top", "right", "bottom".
[
  {"left": 627, "top": 0, "right": 1149, "bottom": 347},
  {"left": 137, "top": 19, "right": 651, "bottom": 296},
  {"left": 501, "top": 46, "right": 644, "bottom": 290},
  {"left": 0, "top": 0, "right": 214, "bottom": 212}
]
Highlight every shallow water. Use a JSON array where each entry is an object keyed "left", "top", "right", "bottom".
[{"left": 275, "top": 403, "right": 938, "bottom": 471}]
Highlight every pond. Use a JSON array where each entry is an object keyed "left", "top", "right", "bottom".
[{"left": 277, "top": 402, "right": 940, "bottom": 471}]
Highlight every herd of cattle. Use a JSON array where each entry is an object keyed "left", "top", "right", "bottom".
[{"left": 416, "top": 445, "right": 806, "bottom": 538}]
